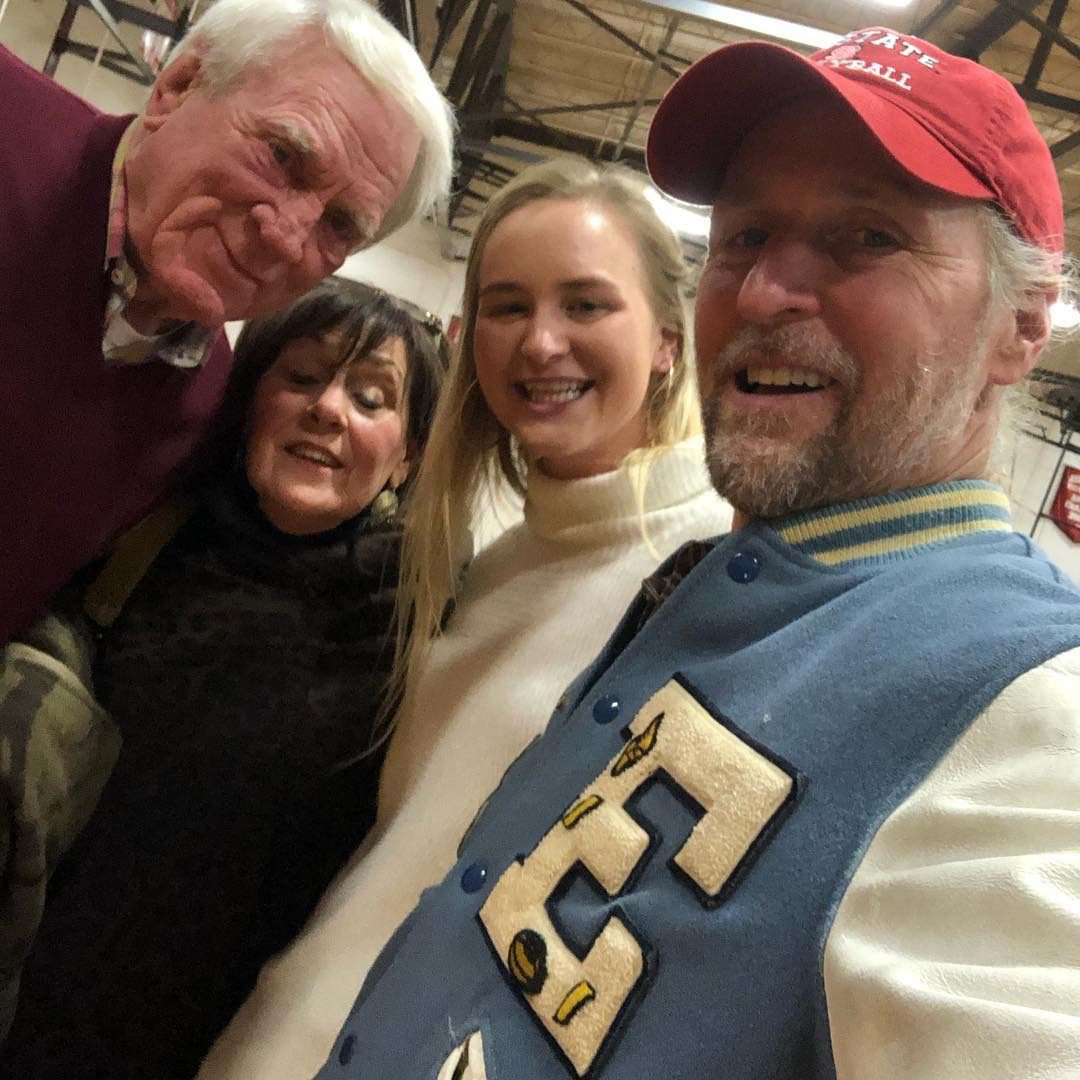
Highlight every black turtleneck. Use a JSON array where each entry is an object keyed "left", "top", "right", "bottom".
[{"left": 3, "top": 479, "right": 401, "bottom": 1079}]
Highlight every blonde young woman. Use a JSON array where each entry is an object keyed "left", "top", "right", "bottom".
[{"left": 200, "top": 159, "right": 732, "bottom": 1079}]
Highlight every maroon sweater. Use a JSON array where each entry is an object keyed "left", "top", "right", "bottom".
[{"left": 0, "top": 47, "right": 233, "bottom": 642}]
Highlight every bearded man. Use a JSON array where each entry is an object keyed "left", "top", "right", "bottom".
[{"left": 239, "top": 27, "right": 1078, "bottom": 1080}]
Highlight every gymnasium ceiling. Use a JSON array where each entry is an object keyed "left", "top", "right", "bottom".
[
  {"left": 404, "top": 0, "right": 1080, "bottom": 262},
  {"left": 29, "top": 0, "right": 1080, "bottom": 375},
  {"left": 398, "top": 0, "right": 1080, "bottom": 376}
]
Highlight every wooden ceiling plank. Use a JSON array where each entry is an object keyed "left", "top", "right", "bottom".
[{"left": 560, "top": 0, "right": 683, "bottom": 78}]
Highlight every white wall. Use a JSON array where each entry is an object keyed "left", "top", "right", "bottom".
[
  {"left": 340, "top": 218, "right": 465, "bottom": 326},
  {"left": 0, "top": 0, "right": 152, "bottom": 115},
  {"left": 223, "top": 219, "right": 465, "bottom": 345}
]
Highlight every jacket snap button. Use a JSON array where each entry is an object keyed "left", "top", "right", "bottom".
[
  {"left": 727, "top": 551, "right": 761, "bottom": 583},
  {"left": 461, "top": 861, "right": 488, "bottom": 893},
  {"left": 592, "top": 695, "right": 620, "bottom": 724}
]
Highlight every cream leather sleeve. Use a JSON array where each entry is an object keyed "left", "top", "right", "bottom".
[{"left": 825, "top": 645, "right": 1080, "bottom": 1080}]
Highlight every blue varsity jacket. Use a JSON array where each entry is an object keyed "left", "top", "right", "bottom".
[{"left": 316, "top": 481, "right": 1080, "bottom": 1080}]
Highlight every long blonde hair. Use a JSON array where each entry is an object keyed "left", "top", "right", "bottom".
[{"left": 383, "top": 159, "right": 699, "bottom": 737}]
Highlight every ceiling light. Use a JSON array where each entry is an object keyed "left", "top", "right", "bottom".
[
  {"left": 645, "top": 0, "right": 841, "bottom": 51},
  {"left": 1051, "top": 300, "right": 1080, "bottom": 330},
  {"left": 645, "top": 186, "right": 711, "bottom": 238}
]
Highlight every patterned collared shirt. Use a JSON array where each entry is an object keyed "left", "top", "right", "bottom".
[{"left": 102, "top": 121, "right": 215, "bottom": 369}]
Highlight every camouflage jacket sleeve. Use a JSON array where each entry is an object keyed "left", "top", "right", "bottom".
[{"left": 0, "top": 610, "right": 121, "bottom": 1041}]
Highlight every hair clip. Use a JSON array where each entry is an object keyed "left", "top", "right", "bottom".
[{"left": 420, "top": 310, "right": 443, "bottom": 334}]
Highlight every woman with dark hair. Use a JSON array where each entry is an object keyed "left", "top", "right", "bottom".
[{"left": 0, "top": 278, "right": 447, "bottom": 1078}]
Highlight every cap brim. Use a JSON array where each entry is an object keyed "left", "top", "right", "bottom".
[{"left": 647, "top": 41, "right": 993, "bottom": 206}]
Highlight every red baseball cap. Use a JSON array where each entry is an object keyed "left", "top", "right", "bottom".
[{"left": 647, "top": 26, "right": 1064, "bottom": 253}]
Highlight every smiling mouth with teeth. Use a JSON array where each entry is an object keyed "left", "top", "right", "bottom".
[
  {"left": 737, "top": 366, "right": 834, "bottom": 395},
  {"left": 286, "top": 444, "right": 341, "bottom": 468},
  {"left": 516, "top": 379, "right": 595, "bottom": 404}
]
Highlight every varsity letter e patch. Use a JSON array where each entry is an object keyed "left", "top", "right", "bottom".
[{"left": 478, "top": 678, "right": 799, "bottom": 1076}]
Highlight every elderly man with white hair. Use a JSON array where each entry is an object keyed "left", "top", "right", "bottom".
[
  {"left": 0, "top": 0, "right": 453, "bottom": 647},
  {"left": 208, "top": 26, "right": 1080, "bottom": 1080}
]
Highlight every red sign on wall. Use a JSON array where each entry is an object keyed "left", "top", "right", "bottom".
[{"left": 1050, "top": 465, "right": 1080, "bottom": 543}]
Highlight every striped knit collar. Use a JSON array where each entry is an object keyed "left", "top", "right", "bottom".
[{"left": 771, "top": 480, "right": 1013, "bottom": 568}]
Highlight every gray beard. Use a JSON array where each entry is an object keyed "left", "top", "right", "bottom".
[{"left": 701, "top": 324, "right": 989, "bottom": 520}]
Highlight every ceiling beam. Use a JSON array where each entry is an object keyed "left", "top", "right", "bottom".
[
  {"left": 612, "top": 15, "right": 679, "bottom": 161},
  {"left": 46, "top": 39, "right": 153, "bottom": 84},
  {"left": 461, "top": 7, "right": 513, "bottom": 112},
  {"left": 459, "top": 137, "right": 546, "bottom": 165},
  {"left": 997, "top": 0, "right": 1080, "bottom": 64},
  {"left": 501, "top": 92, "right": 560, "bottom": 135},
  {"left": 71, "top": 0, "right": 183, "bottom": 39},
  {"left": 913, "top": 0, "right": 964, "bottom": 38},
  {"left": 1050, "top": 128, "right": 1080, "bottom": 170},
  {"left": 379, "top": 0, "right": 420, "bottom": 49},
  {"left": 451, "top": 4, "right": 515, "bottom": 222},
  {"left": 1014, "top": 83, "right": 1080, "bottom": 115},
  {"left": 445, "top": 0, "right": 495, "bottom": 104},
  {"left": 956, "top": 0, "right": 1041, "bottom": 59},
  {"left": 466, "top": 97, "right": 663, "bottom": 124},
  {"left": 430, "top": 0, "right": 475, "bottom": 67},
  {"left": 494, "top": 117, "right": 645, "bottom": 171},
  {"left": 561, "top": 0, "right": 683, "bottom": 79},
  {"left": 1022, "top": 0, "right": 1068, "bottom": 88}
]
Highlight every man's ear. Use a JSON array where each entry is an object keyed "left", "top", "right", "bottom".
[
  {"left": 988, "top": 294, "right": 1054, "bottom": 387},
  {"left": 142, "top": 48, "right": 205, "bottom": 130}
]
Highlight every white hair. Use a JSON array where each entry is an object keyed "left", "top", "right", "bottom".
[
  {"left": 977, "top": 206, "right": 1077, "bottom": 478},
  {"left": 169, "top": 0, "right": 454, "bottom": 243},
  {"left": 979, "top": 205, "right": 1077, "bottom": 341}
]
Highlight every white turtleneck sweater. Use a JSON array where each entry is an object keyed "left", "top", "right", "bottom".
[{"left": 199, "top": 436, "right": 732, "bottom": 1080}]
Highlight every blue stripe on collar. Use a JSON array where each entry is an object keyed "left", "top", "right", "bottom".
[{"left": 772, "top": 481, "right": 1013, "bottom": 567}]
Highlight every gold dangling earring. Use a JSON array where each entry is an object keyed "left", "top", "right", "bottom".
[{"left": 370, "top": 486, "right": 399, "bottom": 527}]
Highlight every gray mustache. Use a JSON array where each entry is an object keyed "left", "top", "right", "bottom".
[{"left": 706, "top": 325, "right": 859, "bottom": 386}]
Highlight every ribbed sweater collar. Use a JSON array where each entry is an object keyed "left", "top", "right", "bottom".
[
  {"left": 523, "top": 435, "right": 712, "bottom": 541},
  {"left": 772, "top": 479, "right": 1013, "bottom": 568}
]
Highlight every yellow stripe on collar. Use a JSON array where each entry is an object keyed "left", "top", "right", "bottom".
[
  {"left": 773, "top": 482, "right": 1014, "bottom": 568},
  {"left": 811, "top": 516, "right": 1013, "bottom": 565}
]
